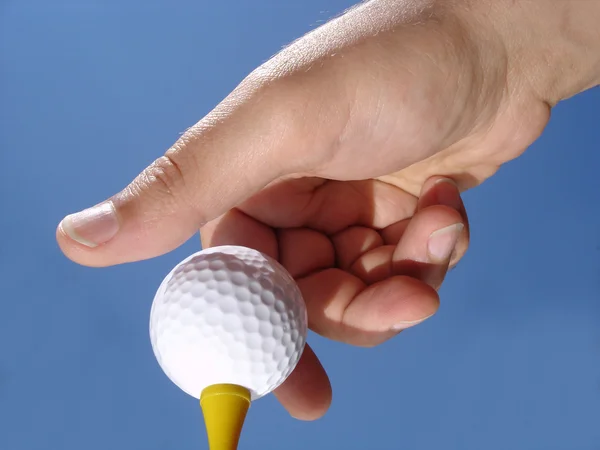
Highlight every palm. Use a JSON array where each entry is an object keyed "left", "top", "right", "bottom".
[
  {"left": 200, "top": 173, "right": 470, "bottom": 418},
  {"left": 204, "top": 178, "right": 420, "bottom": 343},
  {"left": 202, "top": 163, "right": 477, "bottom": 341}
]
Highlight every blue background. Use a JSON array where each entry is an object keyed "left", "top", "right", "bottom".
[{"left": 1, "top": 1, "right": 599, "bottom": 449}]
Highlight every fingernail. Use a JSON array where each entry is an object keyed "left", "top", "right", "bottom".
[
  {"left": 427, "top": 223, "right": 463, "bottom": 263},
  {"left": 391, "top": 312, "right": 436, "bottom": 331},
  {"left": 59, "top": 201, "right": 119, "bottom": 247},
  {"left": 433, "top": 178, "right": 462, "bottom": 210},
  {"left": 434, "top": 177, "right": 457, "bottom": 186}
]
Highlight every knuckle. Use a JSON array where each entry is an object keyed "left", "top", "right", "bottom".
[
  {"left": 145, "top": 154, "right": 186, "bottom": 199},
  {"left": 124, "top": 152, "right": 195, "bottom": 220}
]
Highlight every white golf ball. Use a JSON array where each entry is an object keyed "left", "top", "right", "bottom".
[{"left": 149, "top": 245, "right": 307, "bottom": 401}]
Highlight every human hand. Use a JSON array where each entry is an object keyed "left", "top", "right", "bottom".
[{"left": 56, "top": 0, "right": 600, "bottom": 420}]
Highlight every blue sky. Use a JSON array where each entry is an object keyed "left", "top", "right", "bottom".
[{"left": 1, "top": 1, "right": 599, "bottom": 449}]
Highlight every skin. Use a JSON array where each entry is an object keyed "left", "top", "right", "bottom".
[{"left": 56, "top": 0, "right": 600, "bottom": 421}]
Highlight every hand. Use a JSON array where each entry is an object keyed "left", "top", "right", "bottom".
[{"left": 56, "top": 0, "right": 600, "bottom": 420}]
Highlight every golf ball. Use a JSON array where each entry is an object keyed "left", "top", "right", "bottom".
[{"left": 150, "top": 245, "right": 307, "bottom": 401}]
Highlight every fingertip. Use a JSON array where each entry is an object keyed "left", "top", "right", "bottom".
[
  {"left": 350, "top": 275, "right": 440, "bottom": 332},
  {"left": 418, "top": 176, "right": 463, "bottom": 213},
  {"left": 200, "top": 209, "right": 278, "bottom": 259},
  {"left": 349, "top": 244, "right": 395, "bottom": 285},
  {"left": 418, "top": 176, "right": 470, "bottom": 262},
  {"left": 331, "top": 226, "right": 384, "bottom": 270},
  {"left": 55, "top": 217, "right": 108, "bottom": 268},
  {"left": 274, "top": 344, "right": 332, "bottom": 421},
  {"left": 55, "top": 196, "right": 198, "bottom": 267},
  {"left": 392, "top": 204, "right": 464, "bottom": 259},
  {"left": 390, "top": 204, "right": 465, "bottom": 289}
]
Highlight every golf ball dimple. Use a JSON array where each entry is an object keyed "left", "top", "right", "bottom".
[{"left": 150, "top": 245, "right": 307, "bottom": 401}]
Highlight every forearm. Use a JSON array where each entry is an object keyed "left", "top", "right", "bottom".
[
  {"left": 260, "top": 0, "right": 598, "bottom": 107},
  {"left": 461, "top": 0, "right": 600, "bottom": 104}
]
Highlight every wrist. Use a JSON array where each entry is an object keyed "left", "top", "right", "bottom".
[{"left": 460, "top": 0, "right": 600, "bottom": 104}]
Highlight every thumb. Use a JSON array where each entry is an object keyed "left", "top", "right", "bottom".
[{"left": 56, "top": 80, "right": 314, "bottom": 267}]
